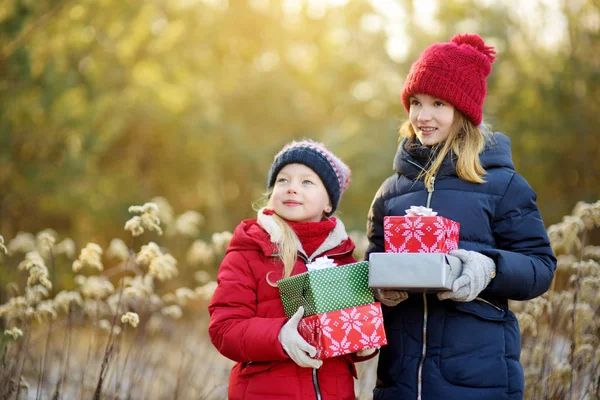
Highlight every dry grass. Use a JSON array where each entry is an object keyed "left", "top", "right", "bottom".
[{"left": 1, "top": 199, "right": 599, "bottom": 399}]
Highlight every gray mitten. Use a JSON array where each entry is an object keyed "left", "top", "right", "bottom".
[
  {"left": 437, "top": 249, "right": 496, "bottom": 302},
  {"left": 374, "top": 288, "right": 409, "bottom": 307}
]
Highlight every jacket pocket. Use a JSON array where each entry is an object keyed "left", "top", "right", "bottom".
[
  {"left": 239, "top": 360, "right": 284, "bottom": 376},
  {"left": 237, "top": 360, "right": 302, "bottom": 398},
  {"left": 440, "top": 300, "right": 510, "bottom": 388}
]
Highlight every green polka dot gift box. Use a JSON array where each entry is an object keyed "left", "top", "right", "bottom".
[{"left": 277, "top": 261, "right": 374, "bottom": 318}]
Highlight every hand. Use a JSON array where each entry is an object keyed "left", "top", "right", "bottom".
[
  {"left": 356, "top": 347, "right": 379, "bottom": 357},
  {"left": 374, "top": 288, "right": 409, "bottom": 307},
  {"left": 278, "top": 306, "right": 323, "bottom": 369},
  {"left": 438, "top": 249, "right": 496, "bottom": 302}
]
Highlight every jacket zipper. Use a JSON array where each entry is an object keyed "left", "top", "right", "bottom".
[
  {"left": 305, "top": 247, "right": 342, "bottom": 400},
  {"left": 417, "top": 293, "right": 428, "bottom": 400},
  {"left": 312, "top": 368, "right": 322, "bottom": 400},
  {"left": 309, "top": 248, "right": 353, "bottom": 262},
  {"left": 405, "top": 159, "right": 436, "bottom": 208},
  {"left": 426, "top": 176, "right": 435, "bottom": 208},
  {"left": 307, "top": 248, "right": 348, "bottom": 400},
  {"left": 406, "top": 158, "right": 435, "bottom": 400},
  {"left": 277, "top": 248, "right": 348, "bottom": 400},
  {"left": 294, "top": 248, "right": 354, "bottom": 263}
]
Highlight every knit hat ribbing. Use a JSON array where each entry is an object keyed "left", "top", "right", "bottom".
[
  {"left": 401, "top": 33, "right": 496, "bottom": 126},
  {"left": 267, "top": 140, "right": 351, "bottom": 216}
]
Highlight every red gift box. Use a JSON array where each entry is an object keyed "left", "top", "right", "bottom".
[
  {"left": 297, "top": 302, "right": 387, "bottom": 359},
  {"left": 384, "top": 215, "right": 460, "bottom": 253}
]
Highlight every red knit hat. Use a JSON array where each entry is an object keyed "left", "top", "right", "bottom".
[{"left": 401, "top": 33, "right": 496, "bottom": 126}]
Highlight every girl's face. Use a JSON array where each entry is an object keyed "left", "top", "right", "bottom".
[
  {"left": 269, "top": 163, "right": 331, "bottom": 223},
  {"left": 408, "top": 93, "right": 455, "bottom": 146}
]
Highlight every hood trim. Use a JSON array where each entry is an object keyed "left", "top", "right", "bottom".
[{"left": 256, "top": 208, "right": 349, "bottom": 260}]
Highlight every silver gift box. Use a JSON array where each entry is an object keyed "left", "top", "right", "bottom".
[{"left": 368, "top": 253, "right": 463, "bottom": 291}]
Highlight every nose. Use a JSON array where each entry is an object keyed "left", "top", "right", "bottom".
[
  {"left": 417, "top": 106, "right": 432, "bottom": 122},
  {"left": 287, "top": 185, "right": 297, "bottom": 194}
]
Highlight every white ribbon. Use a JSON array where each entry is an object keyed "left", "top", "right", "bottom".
[
  {"left": 306, "top": 256, "right": 337, "bottom": 272},
  {"left": 405, "top": 205, "right": 438, "bottom": 216}
]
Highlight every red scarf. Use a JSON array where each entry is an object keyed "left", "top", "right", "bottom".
[{"left": 287, "top": 218, "right": 337, "bottom": 258}]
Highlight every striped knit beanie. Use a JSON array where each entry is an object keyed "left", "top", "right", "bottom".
[
  {"left": 267, "top": 140, "right": 351, "bottom": 216},
  {"left": 401, "top": 33, "right": 496, "bottom": 126}
]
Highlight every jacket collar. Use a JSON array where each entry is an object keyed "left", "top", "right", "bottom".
[
  {"left": 393, "top": 132, "right": 515, "bottom": 179},
  {"left": 256, "top": 208, "right": 349, "bottom": 261}
]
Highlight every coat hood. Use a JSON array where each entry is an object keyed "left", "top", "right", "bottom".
[
  {"left": 393, "top": 132, "right": 515, "bottom": 179},
  {"left": 226, "top": 218, "right": 278, "bottom": 257},
  {"left": 225, "top": 209, "right": 355, "bottom": 260}
]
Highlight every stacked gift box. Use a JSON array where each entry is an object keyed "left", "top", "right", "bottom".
[
  {"left": 277, "top": 260, "right": 387, "bottom": 359},
  {"left": 368, "top": 206, "right": 463, "bottom": 291},
  {"left": 297, "top": 302, "right": 386, "bottom": 359},
  {"left": 383, "top": 211, "right": 460, "bottom": 253}
]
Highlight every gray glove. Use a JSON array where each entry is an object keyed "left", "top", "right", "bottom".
[
  {"left": 374, "top": 288, "right": 409, "bottom": 307},
  {"left": 278, "top": 306, "right": 323, "bottom": 369},
  {"left": 438, "top": 249, "right": 496, "bottom": 302}
]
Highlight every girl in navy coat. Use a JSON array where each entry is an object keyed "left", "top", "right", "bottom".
[{"left": 366, "top": 33, "right": 557, "bottom": 400}]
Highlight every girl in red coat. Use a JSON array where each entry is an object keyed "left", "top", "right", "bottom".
[{"left": 209, "top": 140, "right": 376, "bottom": 399}]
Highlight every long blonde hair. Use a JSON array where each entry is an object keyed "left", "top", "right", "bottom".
[
  {"left": 399, "top": 109, "right": 489, "bottom": 190},
  {"left": 255, "top": 194, "right": 329, "bottom": 287},
  {"left": 269, "top": 212, "right": 300, "bottom": 281}
]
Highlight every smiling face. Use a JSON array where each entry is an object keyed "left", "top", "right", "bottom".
[
  {"left": 408, "top": 93, "right": 456, "bottom": 146},
  {"left": 268, "top": 163, "right": 331, "bottom": 223}
]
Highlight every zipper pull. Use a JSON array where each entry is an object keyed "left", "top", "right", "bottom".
[{"left": 426, "top": 176, "right": 436, "bottom": 208}]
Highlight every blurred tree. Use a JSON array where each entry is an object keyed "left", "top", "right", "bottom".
[
  {"left": 0, "top": 0, "right": 598, "bottom": 257},
  {"left": 0, "top": 0, "right": 402, "bottom": 243},
  {"left": 434, "top": 0, "right": 600, "bottom": 224}
]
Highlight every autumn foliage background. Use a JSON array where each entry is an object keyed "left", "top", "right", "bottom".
[{"left": 1, "top": 0, "right": 599, "bottom": 399}]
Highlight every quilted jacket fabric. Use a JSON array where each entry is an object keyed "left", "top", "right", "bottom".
[
  {"left": 209, "top": 215, "right": 364, "bottom": 400},
  {"left": 366, "top": 132, "right": 556, "bottom": 400}
]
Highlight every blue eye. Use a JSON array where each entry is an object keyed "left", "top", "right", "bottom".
[
  {"left": 277, "top": 178, "right": 288, "bottom": 184},
  {"left": 303, "top": 180, "right": 314, "bottom": 185}
]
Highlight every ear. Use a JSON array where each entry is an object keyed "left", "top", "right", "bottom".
[{"left": 324, "top": 204, "right": 332, "bottom": 214}]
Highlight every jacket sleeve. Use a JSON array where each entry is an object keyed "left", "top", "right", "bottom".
[
  {"left": 480, "top": 173, "right": 557, "bottom": 300},
  {"left": 350, "top": 348, "right": 380, "bottom": 363},
  {"left": 208, "top": 250, "right": 289, "bottom": 363},
  {"left": 365, "top": 183, "right": 387, "bottom": 260}
]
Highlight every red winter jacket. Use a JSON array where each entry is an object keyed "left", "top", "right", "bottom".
[{"left": 208, "top": 212, "right": 370, "bottom": 400}]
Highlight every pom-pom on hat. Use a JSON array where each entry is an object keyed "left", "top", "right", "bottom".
[
  {"left": 267, "top": 140, "right": 351, "bottom": 216},
  {"left": 401, "top": 33, "right": 496, "bottom": 126}
]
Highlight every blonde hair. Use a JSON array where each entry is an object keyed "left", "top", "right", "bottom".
[
  {"left": 399, "top": 109, "right": 489, "bottom": 190},
  {"left": 269, "top": 212, "right": 300, "bottom": 282},
  {"left": 255, "top": 193, "right": 330, "bottom": 287}
]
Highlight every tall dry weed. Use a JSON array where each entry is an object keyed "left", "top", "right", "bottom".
[
  {"left": 516, "top": 201, "right": 600, "bottom": 400},
  {"left": 1, "top": 199, "right": 599, "bottom": 399}
]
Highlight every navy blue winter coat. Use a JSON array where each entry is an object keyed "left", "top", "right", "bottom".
[{"left": 365, "top": 132, "right": 556, "bottom": 400}]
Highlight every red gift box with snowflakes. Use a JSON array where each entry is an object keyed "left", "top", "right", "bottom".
[
  {"left": 384, "top": 215, "right": 460, "bottom": 253},
  {"left": 297, "top": 302, "right": 387, "bottom": 360}
]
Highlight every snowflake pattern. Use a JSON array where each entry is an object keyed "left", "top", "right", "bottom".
[
  {"left": 298, "top": 303, "right": 387, "bottom": 359},
  {"left": 338, "top": 307, "right": 364, "bottom": 335},
  {"left": 358, "top": 328, "right": 384, "bottom": 349},
  {"left": 328, "top": 336, "right": 353, "bottom": 355},
  {"left": 384, "top": 216, "right": 460, "bottom": 253},
  {"left": 318, "top": 313, "right": 334, "bottom": 338}
]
